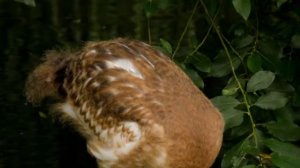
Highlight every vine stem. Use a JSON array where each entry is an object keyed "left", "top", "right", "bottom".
[
  {"left": 199, "top": 0, "right": 258, "bottom": 147},
  {"left": 184, "top": 23, "right": 213, "bottom": 63},
  {"left": 172, "top": 0, "right": 200, "bottom": 59},
  {"left": 147, "top": 18, "right": 152, "bottom": 44},
  {"left": 221, "top": 34, "right": 247, "bottom": 73},
  {"left": 190, "top": 20, "right": 213, "bottom": 56},
  {"left": 146, "top": 1, "right": 152, "bottom": 44}
]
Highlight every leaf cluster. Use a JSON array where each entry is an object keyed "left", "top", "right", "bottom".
[
  {"left": 15, "top": 0, "right": 300, "bottom": 167},
  {"left": 154, "top": 0, "right": 300, "bottom": 167}
]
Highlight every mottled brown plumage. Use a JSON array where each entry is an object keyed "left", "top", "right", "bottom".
[{"left": 25, "top": 38, "right": 224, "bottom": 168}]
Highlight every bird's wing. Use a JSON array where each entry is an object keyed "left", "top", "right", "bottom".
[{"left": 58, "top": 39, "right": 167, "bottom": 162}]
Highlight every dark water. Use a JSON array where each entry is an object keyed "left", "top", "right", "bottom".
[{"left": 0, "top": 0, "right": 201, "bottom": 168}]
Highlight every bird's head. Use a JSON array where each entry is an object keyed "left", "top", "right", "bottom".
[{"left": 25, "top": 50, "right": 73, "bottom": 104}]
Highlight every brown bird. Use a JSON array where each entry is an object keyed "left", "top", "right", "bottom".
[{"left": 25, "top": 38, "right": 224, "bottom": 168}]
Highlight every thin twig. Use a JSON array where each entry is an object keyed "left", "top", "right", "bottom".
[
  {"left": 184, "top": 23, "right": 213, "bottom": 63},
  {"left": 185, "top": 10, "right": 219, "bottom": 63},
  {"left": 184, "top": 8, "right": 219, "bottom": 63},
  {"left": 190, "top": 22, "right": 213, "bottom": 56},
  {"left": 172, "top": 0, "right": 200, "bottom": 59},
  {"left": 147, "top": 18, "right": 152, "bottom": 44},
  {"left": 146, "top": 1, "right": 152, "bottom": 44},
  {"left": 199, "top": 0, "right": 258, "bottom": 147},
  {"left": 221, "top": 33, "right": 247, "bottom": 72}
]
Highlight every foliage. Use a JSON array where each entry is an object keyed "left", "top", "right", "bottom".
[
  {"left": 14, "top": 0, "right": 35, "bottom": 7},
  {"left": 3, "top": 0, "right": 299, "bottom": 167},
  {"left": 150, "top": 0, "right": 300, "bottom": 167}
]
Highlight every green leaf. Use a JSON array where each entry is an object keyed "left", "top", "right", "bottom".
[
  {"left": 266, "top": 123, "right": 300, "bottom": 141},
  {"left": 223, "top": 109, "right": 244, "bottom": 130},
  {"left": 273, "top": 108, "right": 295, "bottom": 125},
  {"left": 211, "top": 96, "right": 240, "bottom": 111},
  {"left": 209, "top": 51, "right": 241, "bottom": 77},
  {"left": 279, "top": 59, "right": 296, "bottom": 82},
  {"left": 265, "top": 139, "right": 300, "bottom": 157},
  {"left": 211, "top": 96, "right": 244, "bottom": 130},
  {"left": 232, "top": 35, "right": 254, "bottom": 49},
  {"left": 221, "top": 141, "right": 244, "bottom": 168},
  {"left": 242, "top": 165, "right": 256, "bottom": 168},
  {"left": 160, "top": 38, "right": 172, "bottom": 55},
  {"left": 257, "top": 38, "right": 283, "bottom": 68},
  {"left": 222, "top": 139, "right": 254, "bottom": 168},
  {"left": 293, "top": 90, "right": 300, "bottom": 107},
  {"left": 183, "top": 68, "right": 204, "bottom": 89},
  {"left": 265, "top": 138, "right": 300, "bottom": 167},
  {"left": 291, "top": 34, "right": 300, "bottom": 48},
  {"left": 222, "top": 77, "right": 245, "bottom": 96},
  {"left": 275, "top": 0, "right": 288, "bottom": 8},
  {"left": 188, "top": 53, "right": 211, "bottom": 73},
  {"left": 247, "top": 53, "right": 262, "bottom": 73},
  {"left": 271, "top": 152, "right": 300, "bottom": 168},
  {"left": 266, "top": 108, "right": 300, "bottom": 141},
  {"left": 246, "top": 71, "right": 275, "bottom": 92},
  {"left": 38, "top": 111, "right": 47, "bottom": 119},
  {"left": 254, "top": 91, "right": 288, "bottom": 110},
  {"left": 232, "top": 0, "right": 251, "bottom": 21},
  {"left": 230, "top": 123, "right": 251, "bottom": 138},
  {"left": 14, "top": 0, "right": 36, "bottom": 7},
  {"left": 222, "top": 86, "right": 239, "bottom": 96},
  {"left": 232, "top": 156, "right": 244, "bottom": 167},
  {"left": 267, "top": 81, "right": 295, "bottom": 93}
]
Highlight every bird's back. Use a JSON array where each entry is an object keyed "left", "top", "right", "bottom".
[{"left": 26, "top": 38, "right": 224, "bottom": 168}]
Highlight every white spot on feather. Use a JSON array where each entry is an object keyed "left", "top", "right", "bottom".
[
  {"left": 95, "top": 125, "right": 102, "bottom": 134},
  {"left": 155, "top": 149, "right": 167, "bottom": 165},
  {"left": 115, "top": 42, "right": 135, "bottom": 54},
  {"left": 92, "top": 81, "right": 100, "bottom": 88},
  {"left": 90, "top": 122, "right": 142, "bottom": 162},
  {"left": 85, "top": 109, "right": 91, "bottom": 120},
  {"left": 105, "top": 59, "right": 143, "bottom": 79},
  {"left": 107, "top": 88, "right": 119, "bottom": 96},
  {"left": 139, "top": 53, "right": 155, "bottom": 68},
  {"left": 96, "top": 108, "right": 102, "bottom": 117},
  {"left": 106, "top": 76, "right": 117, "bottom": 82},
  {"left": 89, "top": 118, "right": 95, "bottom": 127},
  {"left": 105, "top": 49, "right": 112, "bottom": 55},
  {"left": 61, "top": 103, "right": 77, "bottom": 119},
  {"left": 61, "top": 101, "right": 142, "bottom": 163},
  {"left": 123, "top": 121, "right": 141, "bottom": 141},
  {"left": 151, "top": 100, "right": 164, "bottom": 106},
  {"left": 141, "top": 42, "right": 150, "bottom": 47},
  {"left": 82, "top": 102, "right": 88, "bottom": 111},
  {"left": 115, "top": 42, "right": 154, "bottom": 68},
  {"left": 94, "top": 65, "right": 102, "bottom": 71},
  {"left": 83, "top": 77, "right": 93, "bottom": 88},
  {"left": 100, "top": 129, "right": 109, "bottom": 140},
  {"left": 122, "top": 83, "right": 138, "bottom": 89},
  {"left": 75, "top": 95, "right": 80, "bottom": 102},
  {"left": 87, "top": 141, "right": 118, "bottom": 161},
  {"left": 86, "top": 49, "right": 97, "bottom": 56}
]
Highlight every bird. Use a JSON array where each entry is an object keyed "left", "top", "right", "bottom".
[{"left": 25, "top": 38, "right": 224, "bottom": 168}]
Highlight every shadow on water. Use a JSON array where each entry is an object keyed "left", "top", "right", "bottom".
[{"left": 0, "top": 0, "right": 188, "bottom": 167}]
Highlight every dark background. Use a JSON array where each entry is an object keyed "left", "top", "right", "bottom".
[
  {"left": 0, "top": 0, "right": 203, "bottom": 168},
  {"left": 1, "top": 0, "right": 300, "bottom": 168}
]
